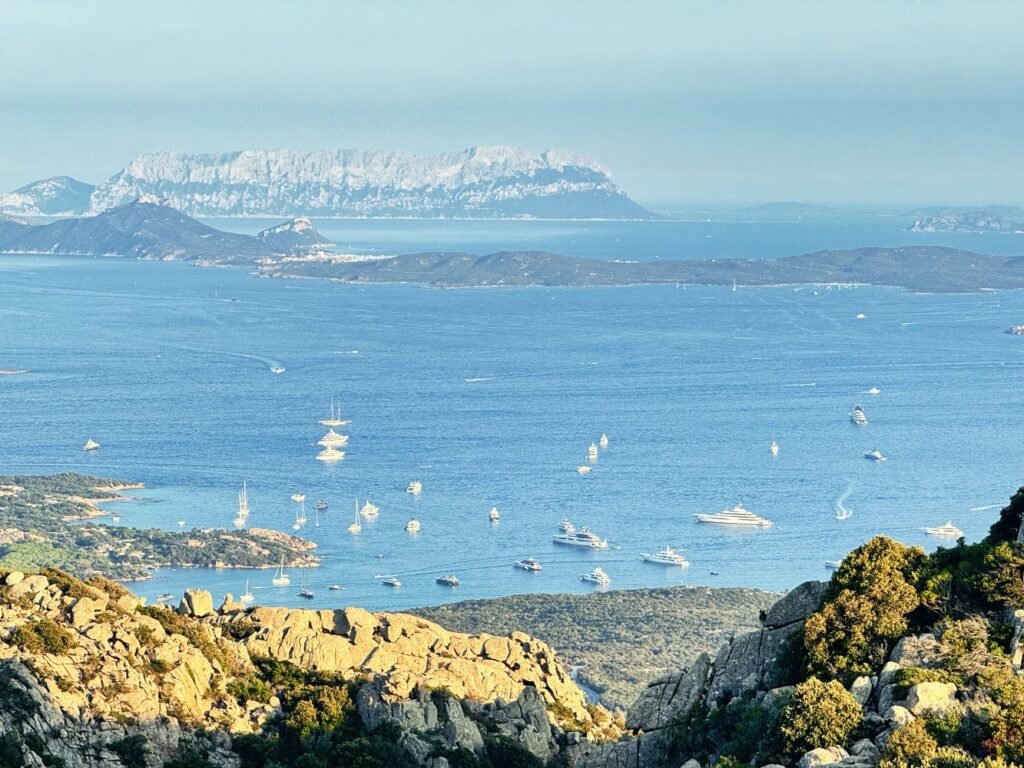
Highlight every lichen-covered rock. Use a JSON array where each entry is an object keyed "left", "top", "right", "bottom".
[
  {"left": 626, "top": 654, "right": 711, "bottom": 731},
  {"left": 905, "top": 681, "right": 958, "bottom": 716},
  {"left": 798, "top": 746, "right": 848, "bottom": 767},
  {"left": 889, "top": 634, "right": 943, "bottom": 668},
  {"left": 850, "top": 675, "right": 873, "bottom": 706},
  {"left": 178, "top": 588, "right": 214, "bottom": 617},
  {"left": 763, "top": 580, "right": 827, "bottom": 628}
]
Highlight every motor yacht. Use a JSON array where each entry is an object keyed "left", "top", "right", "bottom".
[
  {"left": 558, "top": 518, "right": 575, "bottom": 533},
  {"left": 436, "top": 574, "right": 460, "bottom": 587},
  {"left": 694, "top": 504, "right": 773, "bottom": 527},
  {"left": 924, "top": 521, "right": 964, "bottom": 537},
  {"left": 405, "top": 519, "right": 421, "bottom": 533},
  {"left": 587, "top": 443, "right": 599, "bottom": 462},
  {"left": 863, "top": 448, "right": 886, "bottom": 462},
  {"left": 641, "top": 546, "right": 690, "bottom": 567},
  {"left": 360, "top": 500, "right": 380, "bottom": 518},
  {"left": 824, "top": 560, "right": 842, "bottom": 569},
  {"left": 489, "top": 506, "right": 500, "bottom": 522},
  {"left": 407, "top": 480, "right": 423, "bottom": 495},
  {"left": 580, "top": 567, "right": 611, "bottom": 586},
  {"left": 382, "top": 576, "right": 401, "bottom": 587},
  {"left": 599, "top": 433, "right": 609, "bottom": 449},
  {"left": 329, "top": 584, "right": 342, "bottom": 591},
  {"left": 849, "top": 404, "right": 868, "bottom": 425},
  {"left": 576, "top": 465, "right": 592, "bottom": 475},
  {"left": 770, "top": 440, "right": 779, "bottom": 456},
  {"left": 317, "top": 429, "right": 349, "bottom": 447},
  {"left": 515, "top": 557, "right": 542, "bottom": 571},
  {"left": 553, "top": 527, "right": 608, "bottom": 549},
  {"left": 868, "top": 386, "right": 881, "bottom": 395},
  {"left": 291, "top": 493, "right": 305, "bottom": 503},
  {"left": 316, "top": 446, "right": 345, "bottom": 462}
]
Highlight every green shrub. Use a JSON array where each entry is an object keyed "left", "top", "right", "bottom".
[
  {"left": 779, "top": 677, "right": 862, "bottom": 758},
  {"left": 881, "top": 719, "right": 938, "bottom": 768},
  {"left": 891, "top": 667, "right": 956, "bottom": 701},
  {"left": 483, "top": 735, "right": 544, "bottom": 768},
  {"left": 9, "top": 618, "right": 76, "bottom": 655},
  {"left": 988, "top": 488, "right": 1024, "bottom": 543},
  {"left": 227, "top": 675, "right": 272, "bottom": 705}
]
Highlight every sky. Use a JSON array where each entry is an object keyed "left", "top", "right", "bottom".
[{"left": 1, "top": 0, "right": 1022, "bottom": 207}]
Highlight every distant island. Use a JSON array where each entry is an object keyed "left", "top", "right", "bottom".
[
  {"left": 0, "top": 145, "right": 654, "bottom": 220},
  {"left": 0, "top": 473, "right": 317, "bottom": 580},
  {"left": 4, "top": 199, "right": 1024, "bottom": 292},
  {"left": 908, "top": 205, "right": 1024, "bottom": 233}
]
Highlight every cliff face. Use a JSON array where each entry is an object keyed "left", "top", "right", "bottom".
[{"left": 0, "top": 570, "right": 618, "bottom": 768}]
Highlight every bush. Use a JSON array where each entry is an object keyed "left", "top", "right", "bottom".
[
  {"left": 483, "top": 735, "right": 544, "bottom": 768},
  {"left": 779, "top": 677, "right": 862, "bottom": 758},
  {"left": 227, "top": 675, "right": 272, "bottom": 705},
  {"left": 881, "top": 719, "right": 938, "bottom": 768},
  {"left": 988, "top": 488, "right": 1024, "bottom": 543},
  {"left": 9, "top": 618, "right": 76, "bottom": 655}
]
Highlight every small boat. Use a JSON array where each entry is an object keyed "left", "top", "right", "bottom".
[
  {"left": 176, "top": 520, "right": 186, "bottom": 528},
  {"left": 156, "top": 592, "right": 174, "bottom": 603},
  {"left": 405, "top": 519, "right": 421, "bottom": 533},
  {"left": 407, "top": 481, "right": 423, "bottom": 496},
  {"left": 599, "top": 433, "right": 609, "bottom": 449},
  {"left": 348, "top": 500, "right": 362, "bottom": 534},
  {"left": 298, "top": 574, "right": 314, "bottom": 599},
  {"left": 868, "top": 386, "right": 881, "bottom": 395},
  {"left": 313, "top": 504, "right": 320, "bottom": 528},
  {"left": 82, "top": 438, "right": 101, "bottom": 451},
  {"left": 319, "top": 399, "right": 351, "bottom": 427},
  {"left": 580, "top": 567, "right": 611, "bottom": 585},
  {"left": 576, "top": 465, "right": 592, "bottom": 475},
  {"left": 317, "top": 429, "right": 349, "bottom": 447},
  {"left": 270, "top": 366, "right": 286, "bottom": 374},
  {"left": 863, "top": 448, "right": 887, "bottom": 462},
  {"left": 694, "top": 505, "right": 773, "bottom": 527},
  {"left": 329, "top": 584, "right": 342, "bottom": 591},
  {"left": 553, "top": 527, "right": 608, "bottom": 549},
  {"left": 233, "top": 512, "right": 246, "bottom": 528},
  {"left": 240, "top": 580, "right": 254, "bottom": 604},
  {"left": 709, "top": 570, "right": 720, "bottom": 576},
  {"left": 382, "top": 576, "right": 401, "bottom": 587},
  {"left": 110, "top": 513, "right": 121, "bottom": 522},
  {"left": 924, "top": 521, "right": 964, "bottom": 538},
  {"left": 835, "top": 508, "right": 853, "bottom": 521},
  {"left": 436, "top": 574, "right": 460, "bottom": 587},
  {"left": 559, "top": 518, "right": 575, "bottom": 534},
  {"left": 291, "top": 493, "right": 306, "bottom": 503},
  {"left": 316, "top": 446, "right": 345, "bottom": 462},
  {"left": 587, "top": 443, "right": 599, "bottom": 462},
  {"left": 849, "top": 404, "right": 868, "bottom": 426},
  {"left": 360, "top": 500, "right": 380, "bottom": 518},
  {"left": 641, "top": 546, "right": 690, "bottom": 567},
  {"left": 770, "top": 440, "right": 779, "bottom": 456},
  {"left": 824, "top": 560, "right": 842, "bottom": 570},
  {"left": 856, "top": 313, "right": 866, "bottom": 319},
  {"left": 515, "top": 557, "right": 542, "bottom": 572},
  {"left": 315, "top": 500, "right": 328, "bottom": 511},
  {"left": 489, "top": 506, "right": 500, "bottom": 522},
  {"left": 271, "top": 557, "right": 290, "bottom": 586}
]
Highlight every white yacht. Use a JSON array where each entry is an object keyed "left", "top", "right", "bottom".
[
  {"left": 515, "top": 557, "right": 542, "bottom": 572},
  {"left": 296, "top": 498, "right": 307, "bottom": 525},
  {"left": 863, "top": 448, "right": 887, "bottom": 462},
  {"left": 924, "top": 521, "right": 964, "bottom": 537},
  {"left": 348, "top": 500, "right": 362, "bottom": 534},
  {"left": 407, "top": 480, "right": 423, "bottom": 496},
  {"left": 694, "top": 504, "right": 773, "bottom": 527},
  {"left": 272, "top": 558, "right": 290, "bottom": 586},
  {"left": 291, "top": 493, "right": 305, "bottom": 503},
  {"left": 317, "top": 429, "right": 349, "bottom": 447},
  {"left": 298, "top": 573, "right": 314, "bottom": 599},
  {"left": 641, "top": 546, "right": 690, "bottom": 567},
  {"left": 177, "top": 520, "right": 186, "bottom": 528},
  {"left": 382, "top": 576, "right": 401, "bottom": 587},
  {"left": 770, "top": 440, "right": 779, "bottom": 456},
  {"left": 489, "top": 506, "right": 500, "bottom": 522},
  {"left": 559, "top": 518, "right": 575, "bottom": 534},
  {"left": 849, "top": 404, "right": 868, "bottom": 425},
  {"left": 599, "top": 433, "right": 609, "bottom": 449},
  {"left": 580, "top": 567, "right": 611, "bottom": 585},
  {"left": 233, "top": 512, "right": 246, "bottom": 528},
  {"left": 405, "top": 519, "right": 421, "bottom": 533},
  {"left": 240, "top": 580, "right": 255, "bottom": 604},
  {"left": 319, "top": 399, "right": 351, "bottom": 427},
  {"left": 835, "top": 508, "right": 853, "bottom": 521},
  {"left": 824, "top": 560, "right": 842, "bottom": 570},
  {"left": 316, "top": 446, "right": 345, "bottom": 462},
  {"left": 587, "top": 443, "right": 599, "bottom": 462},
  {"left": 82, "top": 438, "right": 100, "bottom": 451},
  {"left": 360, "top": 500, "right": 380, "bottom": 518},
  {"left": 553, "top": 527, "right": 609, "bottom": 549},
  {"left": 270, "top": 366, "right": 286, "bottom": 374},
  {"left": 576, "top": 465, "right": 592, "bottom": 475},
  {"left": 328, "top": 584, "right": 342, "bottom": 591},
  {"left": 436, "top": 574, "right": 459, "bottom": 587},
  {"left": 868, "top": 386, "right": 881, "bottom": 395}
]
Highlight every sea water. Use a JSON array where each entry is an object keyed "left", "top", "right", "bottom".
[{"left": 1, "top": 222, "right": 1023, "bottom": 611}]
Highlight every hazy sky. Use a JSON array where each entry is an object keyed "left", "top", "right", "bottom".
[{"left": 1, "top": 0, "right": 1022, "bottom": 206}]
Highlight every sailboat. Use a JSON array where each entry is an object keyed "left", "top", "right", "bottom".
[
  {"left": 292, "top": 499, "right": 306, "bottom": 531},
  {"left": 319, "top": 398, "right": 351, "bottom": 427},
  {"left": 240, "top": 580, "right": 254, "bottom": 604},
  {"left": 82, "top": 439, "right": 100, "bottom": 452},
  {"left": 290, "top": 492, "right": 305, "bottom": 503},
  {"left": 587, "top": 443, "right": 598, "bottom": 462},
  {"left": 298, "top": 572, "right": 314, "bottom": 599},
  {"left": 489, "top": 506, "right": 500, "bottom": 523},
  {"left": 271, "top": 557, "right": 290, "bottom": 586},
  {"left": 233, "top": 482, "right": 250, "bottom": 527},
  {"left": 348, "top": 500, "right": 362, "bottom": 534},
  {"left": 314, "top": 503, "right": 321, "bottom": 528}
]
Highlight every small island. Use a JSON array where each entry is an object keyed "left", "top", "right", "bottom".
[{"left": 0, "top": 472, "right": 317, "bottom": 581}]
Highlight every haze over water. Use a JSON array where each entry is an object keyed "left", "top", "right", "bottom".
[{"left": 2, "top": 219, "right": 1023, "bottom": 611}]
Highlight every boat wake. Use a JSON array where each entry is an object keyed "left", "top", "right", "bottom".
[
  {"left": 464, "top": 376, "right": 496, "bottom": 383},
  {"left": 970, "top": 504, "right": 1000, "bottom": 512},
  {"left": 178, "top": 346, "right": 285, "bottom": 373},
  {"left": 835, "top": 480, "right": 854, "bottom": 520},
  {"left": 785, "top": 382, "right": 817, "bottom": 387}
]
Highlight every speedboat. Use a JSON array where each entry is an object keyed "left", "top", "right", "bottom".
[
  {"left": 489, "top": 506, "right": 500, "bottom": 522},
  {"left": 770, "top": 440, "right": 779, "bottom": 456},
  {"left": 407, "top": 481, "right": 423, "bottom": 496},
  {"left": 240, "top": 580, "right": 254, "bottom": 604},
  {"left": 587, "top": 443, "right": 599, "bottom": 462},
  {"left": 360, "top": 500, "right": 380, "bottom": 518},
  {"left": 314, "top": 500, "right": 328, "bottom": 511},
  {"left": 270, "top": 366, "right": 286, "bottom": 374},
  {"left": 291, "top": 493, "right": 306, "bottom": 503},
  {"left": 156, "top": 593, "right": 175, "bottom": 603},
  {"left": 824, "top": 560, "right": 842, "bottom": 569},
  {"left": 317, "top": 429, "right": 349, "bottom": 447},
  {"left": 382, "top": 576, "right": 401, "bottom": 587},
  {"left": 641, "top": 546, "right": 690, "bottom": 567},
  {"left": 271, "top": 557, "right": 290, "bottom": 586},
  {"left": 599, "top": 433, "right": 609, "bottom": 449},
  {"left": 319, "top": 399, "right": 351, "bottom": 427},
  {"left": 863, "top": 448, "right": 886, "bottom": 462},
  {"left": 576, "top": 465, "right": 592, "bottom": 475},
  {"left": 515, "top": 557, "right": 542, "bottom": 571},
  {"left": 868, "top": 386, "right": 881, "bottom": 395},
  {"left": 316, "top": 446, "right": 345, "bottom": 462},
  {"left": 553, "top": 527, "right": 608, "bottom": 549},
  {"left": 436, "top": 574, "right": 459, "bottom": 587},
  {"left": 177, "top": 520, "right": 186, "bottom": 528},
  {"left": 694, "top": 504, "right": 773, "bottom": 527},
  {"left": 405, "top": 519, "right": 421, "bottom": 533},
  {"left": 924, "top": 521, "right": 964, "bottom": 537},
  {"left": 580, "top": 567, "right": 611, "bottom": 586},
  {"left": 328, "top": 584, "right": 342, "bottom": 591},
  {"left": 558, "top": 518, "right": 575, "bottom": 534},
  {"left": 82, "top": 438, "right": 101, "bottom": 451},
  {"left": 835, "top": 508, "right": 853, "bottom": 521},
  {"left": 849, "top": 404, "right": 868, "bottom": 425}
]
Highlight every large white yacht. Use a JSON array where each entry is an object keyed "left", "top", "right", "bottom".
[
  {"left": 559, "top": 518, "right": 575, "bottom": 533},
  {"left": 599, "top": 433, "right": 609, "bottom": 449},
  {"left": 587, "top": 442, "right": 599, "bottom": 462},
  {"left": 642, "top": 546, "right": 690, "bottom": 567},
  {"left": 316, "top": 446, "right": 345, "bottom": 462},
  {"left": 849, "top": 404, "right": 868, "bottom": 425},
  {"left": 317, "top": 429, "right": 349, "bottom": 447},
  {"left": 863, "top": 448, "right": 887, "bottom": 462},
  {"left": 514, "top": 557, "right": 542, "bottom": 572},
  {"left": 924, "top": 521, "right": 964, "bottom": 537},
  {"left": 407, "top": 480, "right": 423, "bottom": 496},
  {"left": 694, "top": 504, "right": 773, "bottom": 527},
  {"left": 360, "top": 500, "right": 380, "bottom": 518},
  {"left": 319, "top": 399, "right": 351, "bottom": 427},
  {"left": 82, "top": 438, "right": 100, "bottom": 451},
  {"left": 271, "top": 558, "right": 290, "bottom": 586},
  {"left": 553, "top": 527, "right": 609, "bottom": 549},
  {"left": 580, "top": 567, "right": 611, "bottom": 585}
]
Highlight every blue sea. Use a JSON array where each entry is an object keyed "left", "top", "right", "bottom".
[{"left": 1, "top": 217, "right": 1023, "bottom": 611}]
